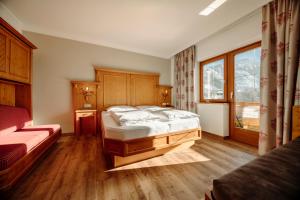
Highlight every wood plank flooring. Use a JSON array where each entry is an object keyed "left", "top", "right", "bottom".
[{"left": 2, "top": 134, "right": 257, "bottom": 200}]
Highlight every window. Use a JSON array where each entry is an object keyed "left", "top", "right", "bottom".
[
  {"left": 200, "top": 55, "right": 227, "bottom": 102},
  {"left": 199, "top": 42, "right": 261, "bottom": 105},
  {"left": 234, "top": 47, "right": 261, "bottom": 104}
]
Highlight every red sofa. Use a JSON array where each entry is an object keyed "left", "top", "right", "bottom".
[{"left": 0, "top": 105, "right": 61, "bottom": 191}]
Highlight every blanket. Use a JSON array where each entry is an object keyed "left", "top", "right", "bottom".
[
  {"left": 110, "top": 110, "right": 159, "bottom": 126},
  {"left": 160, "top": 109, "right": 199, "bottom": 120}
]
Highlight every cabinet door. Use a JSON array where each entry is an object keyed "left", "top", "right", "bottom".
[
  {"left": 9, "top": 38, "right": 31, "bottom": 83},
  {"left": 0, "top": 28, "right": 9, "bottom": 74}
]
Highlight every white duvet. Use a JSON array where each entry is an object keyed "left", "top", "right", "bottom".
[
  {"left": 102, "top": 110, "right": 201, "bottom": 141},
  {"left": 160, "top": 109, "right": 200, "bottom": 120},
  {"left": 110, "top": 106, "right": 200, "bottom": 127},
  {"left": 110, "top": 110, "right": 159, "bottom": 126}
]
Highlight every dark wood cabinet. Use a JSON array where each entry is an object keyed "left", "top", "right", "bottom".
[
  {"left": 0, "top": 27, "right": 9, "bottom": 74},
  {"left": 75, "top": 109, "right": 97, "bottom": 136},
  {"left": 9, "top": 38, "right": 31, "bottom": 83},
  {"left": 0, "top": 18, "right": 36, "bottom": 117},
  {"left": 0, "top": 18, "right": 36, "bottom": 84}
]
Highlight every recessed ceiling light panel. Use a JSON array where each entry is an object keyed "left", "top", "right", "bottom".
[{"left": 199, "top": 0, "right": 227, "bottom": 16}]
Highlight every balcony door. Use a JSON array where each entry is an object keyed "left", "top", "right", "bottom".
[{"left": 228, "top": 42, "right": 261, "bottom": 146}]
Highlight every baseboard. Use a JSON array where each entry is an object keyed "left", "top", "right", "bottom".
[{"left": 202, "top": 131, "right": 229, "bottom": 140}]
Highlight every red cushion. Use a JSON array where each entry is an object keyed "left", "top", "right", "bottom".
[
  {"left": 0, "top": 131, "right": 49, "bottom": 153},
  {"left": 19, "top": 124, "right": 61, "bottom": 135},
  {"left": 0, "top": 144, "right": 27, "bottom": 171},
  {"left": 0, "top": 105, "right": 32, "bottom": 136}
]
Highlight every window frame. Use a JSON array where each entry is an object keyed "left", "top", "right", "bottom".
[
  {"left": 228, "top": 41, "right": 262, "bottom": 146},
  {"left": 227, "top": 41, "right": 262, "bottom": 103},
  {"left": 199, "top": 54, "right": 228, "bottom": 103},
  {"left": 199, "top": 41, "right": 261, "bottom": 104}
]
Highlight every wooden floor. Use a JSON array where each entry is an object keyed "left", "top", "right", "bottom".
[{"left": 3, "top": 134, "right": 257, "bottom": 200}]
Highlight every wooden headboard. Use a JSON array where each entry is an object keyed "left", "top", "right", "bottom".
[{"left": 95, "top": 67, "right": 160, "bottom": 110}]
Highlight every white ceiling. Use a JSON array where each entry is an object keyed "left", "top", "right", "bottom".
[{"left": 2, "top": 0, "right": 270, "bottom": 58}]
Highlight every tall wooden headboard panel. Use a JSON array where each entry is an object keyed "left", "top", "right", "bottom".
[
  {"left": 95, "top": 67, "right": 159, "bottom": 110},
  {"left": 96, "top": 69, "right": 130, "bottom": 109},
  {"left": 130, "top": 74, "right": 159, "bottom": 106}
]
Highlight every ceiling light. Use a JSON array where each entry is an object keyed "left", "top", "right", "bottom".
[{"left": 199, "top": 0, "right": 227, "bottom": 16}]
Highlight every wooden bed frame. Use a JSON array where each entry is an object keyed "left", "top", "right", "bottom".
[
  {"left": 94, "top": 67, "right": 201, "bottom": 167},
  {"left": 101, "top": 116, "right": 201, "bottom": 167}
]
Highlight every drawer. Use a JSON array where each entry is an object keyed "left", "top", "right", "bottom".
[
  {"left": 80, "top": 116, "right": 96, "bottom": 136},
  {"left": 77, "top": 112, "right": 94, "bottom": 117},
  {"left": 74, "top": 110, "right": 97, "bottom": 136},
  {"left": 126, "top": 137, "right": 168, "bottom": 154},
  {"left": 153, "top": 137, "right": 168, "bottom": 147},
  {"left": 169, "top": 131, "right": 197, "bottom": 144},
  {"left": 127, "top": 140, "right": 153, "bottom": 153}
]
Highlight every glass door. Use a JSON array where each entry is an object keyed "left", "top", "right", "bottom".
[{"left": 229, "top": 43, "right": 261, "bottom": 146}]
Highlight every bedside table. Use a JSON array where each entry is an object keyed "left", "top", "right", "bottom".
[{"left": 74, "top": 109, "right": 97, "bottom": 136}]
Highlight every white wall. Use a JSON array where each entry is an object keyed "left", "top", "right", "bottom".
[
  {"left": 24, "top": 32, "right": 171, "bottom": 133},
  {"left": 196, "top": 9, "right": 261, "bottom": 62},
  {"left": 0, "top": 2, "right": 23, "bottom": 33}
]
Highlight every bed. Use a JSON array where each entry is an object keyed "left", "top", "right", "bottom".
[
  {"left": 101, "top": 106, "right": 201, "bottom": 167},
  {"left": 94, "top": 67, "right": 201, "bottom": 167},
  {"left": 205, "top": 105, "right": 300, "bottom": 200}
]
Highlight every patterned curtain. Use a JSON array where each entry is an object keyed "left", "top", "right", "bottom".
[
  {"left": 174, "top": 46, "right": 196, "bottom": 112},
  {"left": 259, "top": 0, "right": 300, "bottom": 155}
]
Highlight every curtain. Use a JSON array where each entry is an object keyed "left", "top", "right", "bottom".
[
  {"left": 259, "top": 0, "right": 300, "bottom": 155},
  {"left": 174, "top": 46, "right": 196, "bottom": 112}
]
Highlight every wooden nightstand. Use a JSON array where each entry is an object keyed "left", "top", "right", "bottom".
[{"left": 74, "top": 109, "right": 97, "bottom": 136}]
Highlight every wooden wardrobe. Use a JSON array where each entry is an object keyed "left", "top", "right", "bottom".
[{"left": 0, "top": 17, "right": 37, "bottom": 116}]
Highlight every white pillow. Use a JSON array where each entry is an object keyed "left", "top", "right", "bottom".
[
  {"left": 106, "top": 105, "right": 137, "bottom": 112},
  {"left": 136, "top": 105, "right": 167, "bottom": 112},
  {"left": 136, "top": 105, "right": 161, "bottom": 110}
]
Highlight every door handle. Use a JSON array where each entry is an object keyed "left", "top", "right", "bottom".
[{"left": 230, "top": 91, "right": 234, "bottom": 99}]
